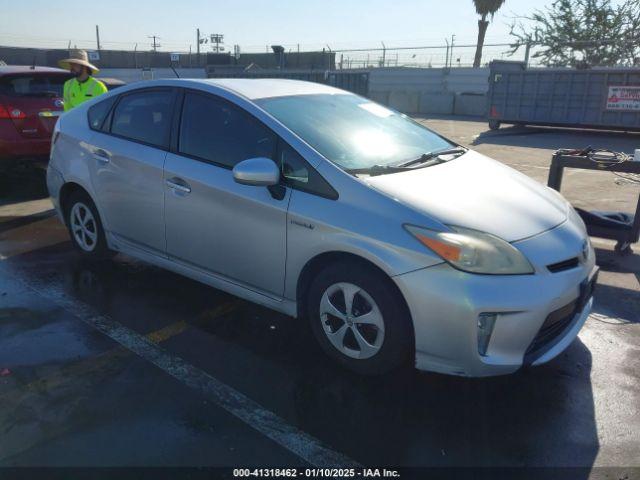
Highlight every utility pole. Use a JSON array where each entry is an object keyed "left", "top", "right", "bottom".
[
  {"left": 444, "top": 38, "right": 449, "bottom": 68},
  {"left": 148, "top": 35, "right": 161, "bottom": 52},
  {"left": 209, "top": 34, "right": 224, "bottom": 53},
  {"left": 196, "top": 28, "right": 200, "bottom": 65},
  {"left": 450, "top": 34, "right": 456, "bottom": 69},
  {"left": 524, "top": 41, "right": 532, "bottom": 67},
  {"left": 95, "top": 25, "right": 101, "bottom": 51},
  {"left": 381, "top": 41, "right": 386, "bottom": 67}
]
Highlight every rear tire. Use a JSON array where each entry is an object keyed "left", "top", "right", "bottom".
[
  {"left": 306, "top": 262, "right": 413, "bottom": 375},
  {"left": 65, "top": 190, "right": 114, "bottom": 260}
]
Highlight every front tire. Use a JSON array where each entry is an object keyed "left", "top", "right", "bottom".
[
  {"left": 307, "top": 262, "right": 413, "bottom": 375},
  {"left": 65, "top": 191, "right": 114, "bottom": 259}
]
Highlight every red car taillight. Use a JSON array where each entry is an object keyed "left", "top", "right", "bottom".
[{"left": 0, "top": 104, "right": 27, "bottom": 119}]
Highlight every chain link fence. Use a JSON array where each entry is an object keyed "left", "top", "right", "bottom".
[
  {"left": 0, "top": 40, "right": 631, "bottom": 70},
  {"left": 331, "top": 43, "right": 532, "bottom": 69}
]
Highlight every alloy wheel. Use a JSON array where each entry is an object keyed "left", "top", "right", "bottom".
[
  {"left": 70, "top": 202, "right": 98, "bottom": 252},
  {"left": 319, "top": 282, "right": 385, "bottom": 359}
]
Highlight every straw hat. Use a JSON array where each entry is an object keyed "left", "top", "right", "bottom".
[{"left": 58, "top": 49, "right": 99, "bottom": 73}]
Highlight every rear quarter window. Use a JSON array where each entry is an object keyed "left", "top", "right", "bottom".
[
  {"left": 110, "top": 89, "right": 175, "bottom": 149},
  {"left": 88, "top": 95, "right": 117, "bottom": 132}
]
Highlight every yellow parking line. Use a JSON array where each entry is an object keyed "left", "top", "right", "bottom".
[
  {"left": 0, "top": 300, "right": 238, "bottom": 402},
  {"left": 145, "top": 320, "right": 189, "bottom": 343},
  {"left": 0, "top": 216, "right": 68, "bottom": 260}
]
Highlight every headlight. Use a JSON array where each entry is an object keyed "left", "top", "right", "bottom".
[{"left": 404, "top": 225, "right": 535, "bottom": 275}]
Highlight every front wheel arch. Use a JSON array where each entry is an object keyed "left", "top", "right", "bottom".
[
  {"left": 296, "top": 252, "right": 415, "bottom": 350},
  {"left": 306, "top": 259, "right": 415, "bottom": 374}
]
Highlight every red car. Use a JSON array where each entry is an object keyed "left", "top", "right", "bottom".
[{"left": 0, "top": 66, "right": 72, "bottom": 166}]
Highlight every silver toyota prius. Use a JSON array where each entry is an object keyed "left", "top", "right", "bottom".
[{"left": 47, "top": 78, "right": 598, "bottom": 376}]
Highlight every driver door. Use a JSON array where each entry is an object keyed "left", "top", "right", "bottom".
[{"left": 163, "top": 90, "right": 290, "bottom": 297}]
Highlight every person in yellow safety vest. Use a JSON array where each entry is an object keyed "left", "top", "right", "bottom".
[{"left": 58, "top": 49, "right": 107, "bottom": 111}]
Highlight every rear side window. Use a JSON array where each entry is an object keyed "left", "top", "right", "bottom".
[
  {"left": 179, "top": 91, "right": 276, "bottom": 168},
  {"left": 0, "top": 74, "right": 69, "bottom": 97},
  {"left": 111, "top": 90, "right": 174, "bottom": 149},
  {"left": 88, "top": 95, "right": 117, "bottom": 131}
]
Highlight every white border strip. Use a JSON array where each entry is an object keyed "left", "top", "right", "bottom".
[{"left": 3, "top": 267, "right": 360, "bottom": 468}]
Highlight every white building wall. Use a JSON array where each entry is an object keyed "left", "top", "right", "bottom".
[{"left": 368, "top": 67, "right": 489, "bottom": 115}]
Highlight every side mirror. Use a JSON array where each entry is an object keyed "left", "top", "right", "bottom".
[{"left": 232, "top": 157, "right": 280, "bottom": 187}]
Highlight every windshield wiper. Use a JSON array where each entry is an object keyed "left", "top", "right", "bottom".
[
  {"left": 345, "top": 164, "right": 415, "bottom": 176},
  {"left": 345, "top": 147, "right": 468, "bottom": 177},
  {"left": 397, "top": 147, "right": 467, "bottom": 168}
]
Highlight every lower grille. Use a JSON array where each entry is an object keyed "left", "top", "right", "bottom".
[
  {"left": 524, "top": 272, "right": 597, "bottom": 365},
  {"left": 525, "top": 300, "right": 577, "bottom": 359}
]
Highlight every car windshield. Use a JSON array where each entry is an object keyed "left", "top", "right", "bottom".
[
  {"left": 256, "top": 93, "right": 455, "bottom": 170},
  {"left": 0, "top": 74, "right": 68, "bottom": 97}
]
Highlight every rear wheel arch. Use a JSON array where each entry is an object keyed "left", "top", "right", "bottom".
[
  {"left": 61, "top": 185, "right": 114, "bottom": 258},
  {"left": 60, "top": 182, "right": 86, "bottom": 223},
  {"left": 59, "top": 182, "right": 102, "bottom": 227}
]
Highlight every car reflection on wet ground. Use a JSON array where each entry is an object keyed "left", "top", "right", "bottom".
[{"left": 1, "top": 120, "right": 639, "bottom": 474}]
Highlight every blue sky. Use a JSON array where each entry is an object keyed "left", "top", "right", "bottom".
[{"left": 3, "top": 0, "right": 554, "bottom": 52}]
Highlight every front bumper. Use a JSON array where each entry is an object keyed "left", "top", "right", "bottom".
[{"left": 394, "top": 220, "right": 597, "bottom": 377}]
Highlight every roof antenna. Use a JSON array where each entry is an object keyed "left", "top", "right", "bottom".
[
  {"left": 31, "top": 55, "right": 36, "bottom": 70},
  {"left": 170, "top": 65, "right": 180, "bottom": 78}
]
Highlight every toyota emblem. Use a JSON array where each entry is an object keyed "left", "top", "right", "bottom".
[{"left": 55, "top": 99, "right": 64, "bottom": 108}]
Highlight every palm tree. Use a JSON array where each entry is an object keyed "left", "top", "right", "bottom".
[{"left": 473, "top": 0, "right": 506, "bottom": 67}]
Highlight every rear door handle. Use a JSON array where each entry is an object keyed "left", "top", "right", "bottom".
[
  {"left": 166, "top": 178, "right": 191, "bottom": 194},
  {"left": 92, "top": 148, "right": 111, "bottom": 163}
]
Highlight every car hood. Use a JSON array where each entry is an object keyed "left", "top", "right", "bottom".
[{"left": 363, "top": 150, "right": 568, "bottom": 242}]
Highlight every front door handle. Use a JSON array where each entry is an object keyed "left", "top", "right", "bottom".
[
  {"left": 166, "top": 178, "right": 191, "bottom": 194},
  {"left": 92, "top": 148, "right": 111, "bottom": 163}
]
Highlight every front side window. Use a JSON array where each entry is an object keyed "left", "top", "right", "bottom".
[
  {"left": 110, "top": 90, "right": 174, "bottom": 148},
  {"left": 278, "top": 142, "right": 338, "bottom": 200},
  {"left": 179, "top": 91, "right": 276, "bottom": 168},
  {"left": 257, "top": 93, "right": 455, "bottom": 170},
  {"left": 280, "top": 143, "right": 309, "bottom": 185}
]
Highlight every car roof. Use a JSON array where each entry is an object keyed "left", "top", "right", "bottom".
[
  {"left": 0, "top": 65, "right": 70, "bottom": 76},
  {"left": 188, "top": 78, "right": 350, "bottom": 100}
]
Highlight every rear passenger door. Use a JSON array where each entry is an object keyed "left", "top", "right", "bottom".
[
  {"left": 163, "top": 90, "right": 289, "bottom": 297},
  {"left": 87, "top": 88, "right": 176, "bottom": 255}
]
